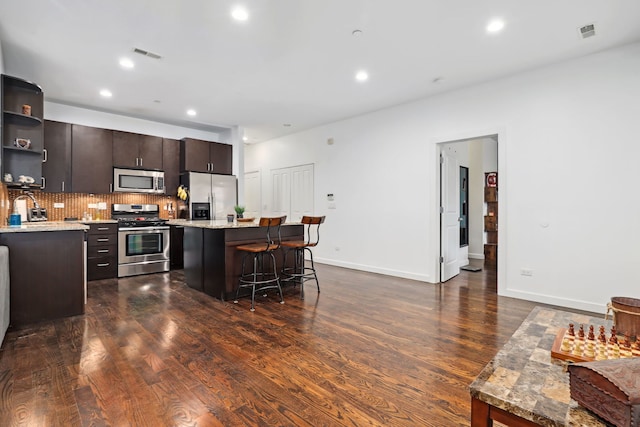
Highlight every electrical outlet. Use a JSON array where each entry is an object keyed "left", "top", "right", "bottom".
[
  {"left": 97, "top": 202, "right": 107, "bottom": 210},
  {"left": 521, "top": 268, "right": 533, "bottom": 277},
  {"left": 88, "top": 203, "right": 97, "bottom": 209},
  {"left": 53, "top": 203, "right": 64, "bottom": 208}
]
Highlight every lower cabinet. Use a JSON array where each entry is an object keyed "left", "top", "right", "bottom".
[
  {"left": 170, "top": 225, "right": 184, "bottom": 269},
  {"left": 0, "top": 230, "right": 84, "bottom": 328},
  {"left": 86, "top": 223, "right": 118, "bottom": 280}
]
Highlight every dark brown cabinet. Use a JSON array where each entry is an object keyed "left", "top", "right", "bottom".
[
  {"left": 163, "top": 137, "right": 180, "bottom": 195},
  {"left": 170, "top": 225, "right": 184, "bottom": 269},
  {"left": 113, "top": 130, "right": 163, "bottom": 170},
  {"left": 0, "top": 230, "right": 85, "bottom": 327},
  {"left": 180, "top": 137, "right": 232, "bottom": 175},
  {"left": 71, "top": 125, "right": 113, "bottom": 194},
  {"left": 484, "top": 173, "right": 498, "bottom": 265},
  {"left": 1, "top": 74, "right": 44, "bottom": 189},
  {"left": 86, "top": 223, "right": 118, "bottom": 280},
  {"left": 42, "top": 120, "right": 72, "bottom": 192}
]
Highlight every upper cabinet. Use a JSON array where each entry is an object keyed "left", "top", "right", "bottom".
[
  {"left": 71, "top": 125, "right": 113, "bottom": 194},
  {"left": 42, "top": 120, "right": 72, "bottom": 193},
  {"left": 112, "top": 131, "right": 163, "bottom": 170},
  {"left": 162, "top": 138, "right": 180, "bottom": 195},
  {"left": 1, "top": 74, "right": 44, "bottom": 189},
  {"left": 180, "top": 137, "right": 232, "bottom": 175}
]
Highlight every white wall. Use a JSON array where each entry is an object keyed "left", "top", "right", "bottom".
[
  {"left": 0, "top": 40, "right": 4, "bottom": 73},
  {"left": 45, "top": 101, "right": 223, "bottom": 142},
  {"left": 246, "top": 41, "right": 640, "bottom": 313}
]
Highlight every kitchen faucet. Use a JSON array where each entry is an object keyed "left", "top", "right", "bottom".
[
  {"left": 13, "top": 191, "right": 40, "bottom": 211},
  {"left": 13, "top": 191, "right": 47, "bottom": 222}
]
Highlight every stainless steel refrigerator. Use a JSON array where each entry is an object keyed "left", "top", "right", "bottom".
[{"left": 182, "top": 172, "right": 237, "bottom": 220}]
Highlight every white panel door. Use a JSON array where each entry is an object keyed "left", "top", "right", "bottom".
[
  {"left": 244, "top": 171, "right": 261, "bottom": 219},
  {"left": 440, "top": 151, "right": 460, "bottom": 282},
  {"left": 290, "top": 164, "right": 314, "bottom": 222},
  {"left": 270, "top": 168, "right": 291, "bottom": 218}
]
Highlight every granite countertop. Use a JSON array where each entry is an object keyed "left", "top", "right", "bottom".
[
  {"left": 0, "top": 221, "right": 90, "bottom": 233},
  {"left": 470, "top": 306, "right": 611, "bottom": 426},
  {"left": 168, "top": 219, "right": 300, "bottom": 229}
]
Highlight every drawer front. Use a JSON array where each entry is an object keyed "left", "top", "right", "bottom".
[
  {"left": 88, "top": 256, "right": 117, "bottom": 280},
  {"left": 87, "top": 223, "right": 118, "bottom": 235},
  {"left": 87, "top": 244, "right": 117, "bottom": 258},
  {"left": 88, "top": 233, "right": 117, "bottom": 247}
]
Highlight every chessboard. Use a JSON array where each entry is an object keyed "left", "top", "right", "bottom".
[{"left": 551, "top": 325, "right": 640, "bottom": 363}]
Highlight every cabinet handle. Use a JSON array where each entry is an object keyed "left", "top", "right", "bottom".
[
  {"left": 97, "top": 249, "right": 109, "bottom": 253},
  {"left": 97, "top": 263, "right": 110, "bottom": 267},
  {"left": 97, "top": 238, "right": 109, "bottom": 242},
  {"left": 97, "top": 227, "right": 109, "bottom": 231},
  {"left": 41, "top": 177, "right": 46, "bottom": 189},
  {"left": 139, "top": 157, "right": 142, "bottom": 167},
  {"left": 109, "top": 184, "right": 113, "bottom": 193},
  {"left": 61, "top": 181, "right": 65, "bottom": 192},
  {"left": 42, "top": 148, "right": 48, "bottom": 163}
]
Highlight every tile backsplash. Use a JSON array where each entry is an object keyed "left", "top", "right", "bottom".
[{"left": 6, "top": 189, "right": 181, "bottom": 222}]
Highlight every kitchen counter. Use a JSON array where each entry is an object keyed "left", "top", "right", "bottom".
[
  {"left": 167, "top": 219, "right": 300, "bottom": 229},
  {"left": 0, "top": 221, "right": 89, "bottom": 233},
  {"left": 469, "top": 306, "right": 609, "bottom": 426}
]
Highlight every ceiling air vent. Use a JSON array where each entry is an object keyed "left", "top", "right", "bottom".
[
  {"left": 133, "top": 47, "right": 162, "bottom": 60},
  {"left": 579, "top": 23, "right": 596, "bottom": 39}
]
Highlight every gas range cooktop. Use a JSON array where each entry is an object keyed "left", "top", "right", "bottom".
[{"left": 111, "top": 203, "right": 168, "bottom": 228}]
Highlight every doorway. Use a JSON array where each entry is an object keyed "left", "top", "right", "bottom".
[{"left": 439, "top": 136, "right": 498, "bottom": 282}]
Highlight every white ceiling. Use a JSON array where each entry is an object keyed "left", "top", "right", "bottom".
[{"left": 1, "top": 1, "right": 640, "bottom": 143}]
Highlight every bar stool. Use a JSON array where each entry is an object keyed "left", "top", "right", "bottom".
[
  {"left": 234, "top": 216, "right": 287, "bottom": 311},
  {"left": 281, "top": 216, "right": 325, "bottom": 299}
]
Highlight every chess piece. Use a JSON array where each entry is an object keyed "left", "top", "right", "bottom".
[
  {"left": 578, "top": 324, "right": 585, "bottom": 339},
  {"left": 568, "top": 324, "right": 575, "bottom": 336},
  {"left": 585, "top": 340, "right": 595, "bottom": 358},
  {"left": 634, "top": 336, "right": 640, "bottom": 351},
  {"left": 598, "top": 326, "right": 607, "bottom": 343},
  {"left": 609, "top": 332, "right": 618, "bottom": 345},
  {"left": 588, "top": 325, "right": 595, "bottom": 341}
]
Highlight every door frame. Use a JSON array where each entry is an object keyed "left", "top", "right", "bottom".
[{"left": 432, "top": 128, "right": 505, "bottom": 292}]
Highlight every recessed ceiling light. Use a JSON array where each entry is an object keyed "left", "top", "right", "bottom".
[
  {"left": 99, "top": 89, "right": 112, "bottom": 98},
  {"left": 231, "top": 7, "right": 249, "bottom": 21},
  {"left": 355, "top": 70, "right": 369, "bottom": 82},
  {"left": 242, "top": 136, "right": 248, "bottom": 142},
  {"left": 486, "top": 19, "right": 505, "bottom": 33},
  {"left": 187, "top": 109, "right": 197, "bottom": 116},
  {"left": 119, "top": 57, "right": 134, "bottom": 69}
]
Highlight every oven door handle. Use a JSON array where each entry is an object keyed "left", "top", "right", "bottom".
[{"left": 118, "top": 226, "right": 170, "bottom": 232}]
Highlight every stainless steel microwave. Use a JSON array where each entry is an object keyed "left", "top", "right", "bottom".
[{"left": 113, "top": 168, "right": 165, "bottom": 194}]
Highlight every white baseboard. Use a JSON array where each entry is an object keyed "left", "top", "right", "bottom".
[
  {"left": 499, "top": 288, "right": 605, "bottom": 315},
  {"left": 314, "top": 257, "right": 433, "bottom": 283},
  {"left": 468, "top": 253, "right": 484, "bottom": 260}
]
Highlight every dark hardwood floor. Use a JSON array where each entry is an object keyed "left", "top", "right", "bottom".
[{"left": 0, "top": 261, "right": 567, "bottom": 426}]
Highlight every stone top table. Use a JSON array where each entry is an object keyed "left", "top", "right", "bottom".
[{"left": 469, "top": 306, "right": 612, "bottom": 427}]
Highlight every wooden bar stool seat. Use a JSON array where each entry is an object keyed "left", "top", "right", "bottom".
[
  {"left": 234, "top": 216, "right": 287, "bottom": 311},
  {"left": 281, "top": 215, "right": 325, "bottom": 299}
]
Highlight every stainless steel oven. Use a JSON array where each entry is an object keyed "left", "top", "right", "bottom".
[{"left": 112, "top": 204, "right": 170, "bottom": 277}]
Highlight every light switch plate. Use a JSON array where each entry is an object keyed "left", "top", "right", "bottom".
[
  {"left": 97, "top": 202, "right": 107, "bottom": 210},
  {"left": 53, "top": 203, "right": 64, "bottom": 208},
  {"left": 88, "top": 203, "right": 97, "bottom": 209}
]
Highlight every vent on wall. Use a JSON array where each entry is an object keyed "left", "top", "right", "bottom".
[
  {"left": 133, "top": 47, "right": 162, "bottom": 59},
  {"left": 579, "top": 23, "right": 596, "bottom": 39}
]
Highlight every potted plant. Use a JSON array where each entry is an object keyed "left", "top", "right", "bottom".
[{"left": 234, "top": 205, "right": 245, "bottom": 219}]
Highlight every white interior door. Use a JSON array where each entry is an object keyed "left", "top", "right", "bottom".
[
  {"left": 441, "top": 151, "right": 460, "bottom": 282},
  {"left": 270, "top": 168, "right": 291, "bottom": 218},
  {"left": 290, "top": 164, "right": 314, "bottom": 222},
  {"left": 244, "top": 171, "right": 261, "bottom": 219}
]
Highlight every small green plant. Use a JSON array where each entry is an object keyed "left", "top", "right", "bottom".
[{"left": 234, "top": 205, "right": 245, "bottom": 216}]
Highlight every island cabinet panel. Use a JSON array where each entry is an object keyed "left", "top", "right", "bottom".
[
  {"left": 86, "top": 223, "right": 117, "bottom": 280},
  {"left": 163, "top": 138, "right": 180, "bottom": 195},
  {"left": 0, "top": 230, "right": 85, "bottom": 327},
  {"left": 42, "top": 120, "right": 72, "bottom": 193},
  {"left": 71, "top": 125, "right": 113, "bottom": 194},
  {"left": 113, "top": 130, "right": 163, "bottom": 170}
]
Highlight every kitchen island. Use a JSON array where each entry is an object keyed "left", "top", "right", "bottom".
[
  {"left": 0, "top": 222, "right": 88, "bottom": 327},
  {"left": 170, "top": 219, "right": 303, "bottom": 300}
]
